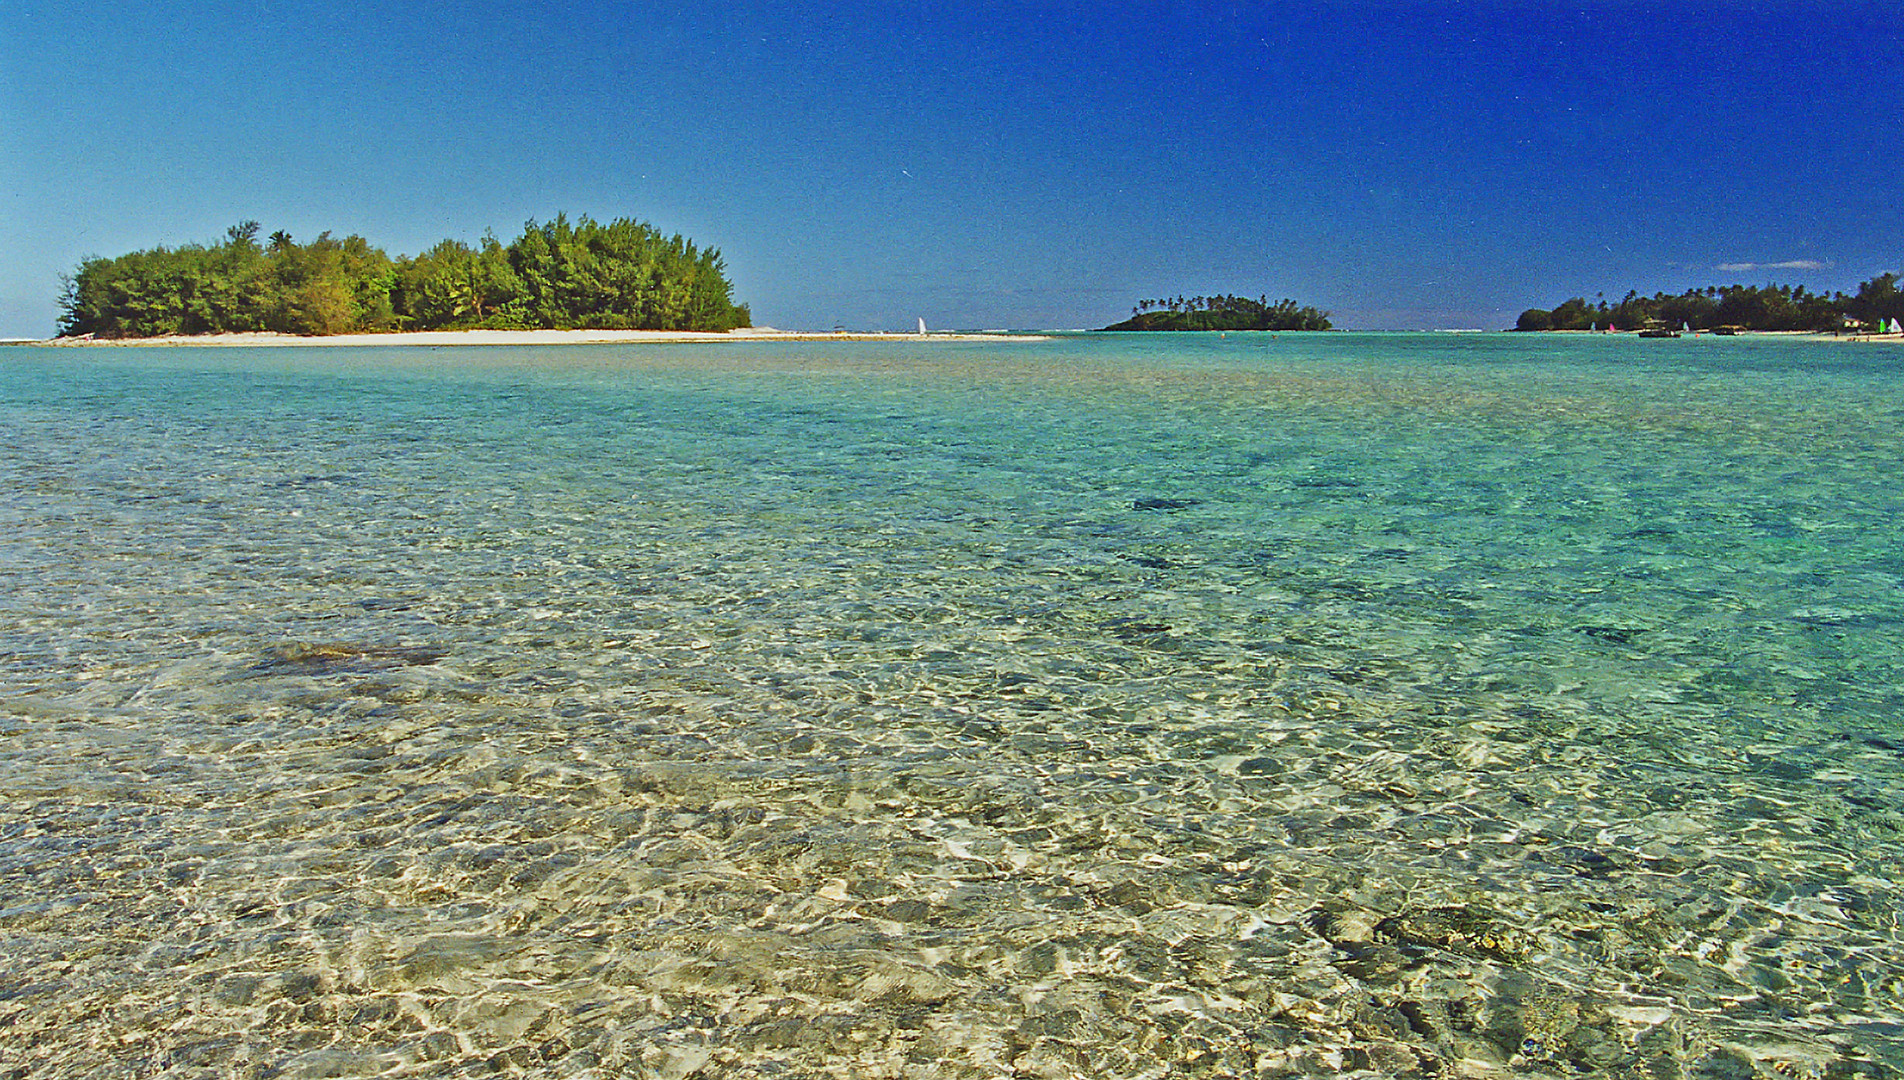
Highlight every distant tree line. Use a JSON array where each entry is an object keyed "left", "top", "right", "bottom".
[
  {"left": 57, "top": 214, "right": 751, "bottom": 338},
  {"left": 1103, "top": 293, "right": 1332, "bottom": 331},
  {"left": 1514, "top": 275, "right": 1903, "bottom": 333}
]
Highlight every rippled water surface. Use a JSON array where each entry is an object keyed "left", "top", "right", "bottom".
[{"left": 2, "top": 334, "right": 1901, "bottom": 1078}]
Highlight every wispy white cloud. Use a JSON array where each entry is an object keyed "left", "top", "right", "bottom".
[{"left": 1716, "top": 259, "right": 1830, "bottom": 272}]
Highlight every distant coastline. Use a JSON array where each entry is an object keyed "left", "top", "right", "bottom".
[
  {"left": 1101, "top": 294, "right": 1332, "bottom": 332},
  {"left": 56, "top": 215, "right": 753, "bottom": 340},
  {"left": 1514, "top": 277, "right": 1902, "bottom": 334}
]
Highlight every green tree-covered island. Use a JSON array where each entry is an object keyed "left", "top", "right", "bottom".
[
  {"left": 58, "top": 214, "right": 751, "bottom": 338},
  {"left": 1102, "top": 294, "right": 1333, "bottom": 332},
  {"left": 1515, "top": 275, "right": 1903, "bottom": 333}
]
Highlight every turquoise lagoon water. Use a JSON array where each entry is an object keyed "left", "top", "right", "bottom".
[{"left": 1, "top": 333, "right": 1900, "bottom": 1078}]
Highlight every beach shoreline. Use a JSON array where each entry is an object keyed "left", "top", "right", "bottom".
[
  {"left": 1536, "top": 327, "right": 1904, "bottom": 340},
  {"left": 12, "top": 327, "right": 1049, "bottom": 347},
  {"left": 12, "top": 328, "right": 1898, "bottom": 348}
]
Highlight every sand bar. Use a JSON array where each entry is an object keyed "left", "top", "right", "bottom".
[{"left": 16, "top": 327, "right": 1049, "bottom": 347}]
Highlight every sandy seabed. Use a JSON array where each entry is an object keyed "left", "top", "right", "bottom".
[
  {"left": 3, "top": 331, "right": 1902, "bottom": 1077},
  {"left": 21, "top": 328, "right": 1049, "bottom": 347}
]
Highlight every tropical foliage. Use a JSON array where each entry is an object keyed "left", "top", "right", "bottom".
[
  {"left": 58, "top": 214, "right": 750, "bottom": 337},
  {"left": 1515, "top": 275, "right": 1904, "bottom": 333},
  {"left": 1103, "top": 294, "right": 1332, "bottom": 331}
]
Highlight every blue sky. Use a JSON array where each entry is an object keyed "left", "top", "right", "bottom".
[{"left": 3, "top": 1, "right": 1899, "bottom": 335}]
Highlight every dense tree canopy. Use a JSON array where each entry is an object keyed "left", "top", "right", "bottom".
[
  {"left": 58, "top": 214, "right": 750, "bottom": 337},
  {"left": 1103, "top": 294, "right": 1332, "bottom": 331},
  {"left": 1514, "top": 276, "right": 1903, "bottom": 333}
]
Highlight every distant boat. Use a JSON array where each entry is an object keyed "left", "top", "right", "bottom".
[{"left": 917, "top": 317, "right": 928, "bottom": 336}]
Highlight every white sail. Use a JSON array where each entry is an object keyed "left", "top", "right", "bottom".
[{"left": 917, "top": 317, "right": 928, "bottom": 335}]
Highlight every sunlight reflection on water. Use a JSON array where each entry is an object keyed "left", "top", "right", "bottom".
[{"left": 2, "top": 335, "right": 1901, "bottom": 1078}]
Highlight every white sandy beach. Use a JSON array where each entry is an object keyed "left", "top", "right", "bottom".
[{"left": 23, "top": 327, "right": 1048, "bottom": 347}]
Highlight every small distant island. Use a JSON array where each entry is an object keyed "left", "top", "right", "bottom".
[
  {"left": 57, "top": 214, "right": 751, "bottom": 338},
  {"left": 1514, "top": 275, "right": 1902, "bottom": 333},
  {"left": 1102, "top": 294, "right": 1332, "bottom": 332}
]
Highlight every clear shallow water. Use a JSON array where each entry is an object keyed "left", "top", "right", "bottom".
[{"left": 1, "top": 333, "right": 1900, "bottom": 1078}]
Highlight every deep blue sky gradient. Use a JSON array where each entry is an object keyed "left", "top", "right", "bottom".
[{"left": 4, "top": 1, "right": 1900, "bottom": 335}]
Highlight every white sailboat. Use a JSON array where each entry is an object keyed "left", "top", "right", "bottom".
[{"left": 917, "top": 317, "right": 928, "bottom": 336}]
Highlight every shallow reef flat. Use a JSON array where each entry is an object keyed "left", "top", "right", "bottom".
[{"left": 1, "top": 335, "right": 1900, "bottom": 1078}]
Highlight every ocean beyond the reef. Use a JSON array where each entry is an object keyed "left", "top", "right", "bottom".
[{"left": 2, "top": 332, "right": 1900, "bottom": 1078}]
